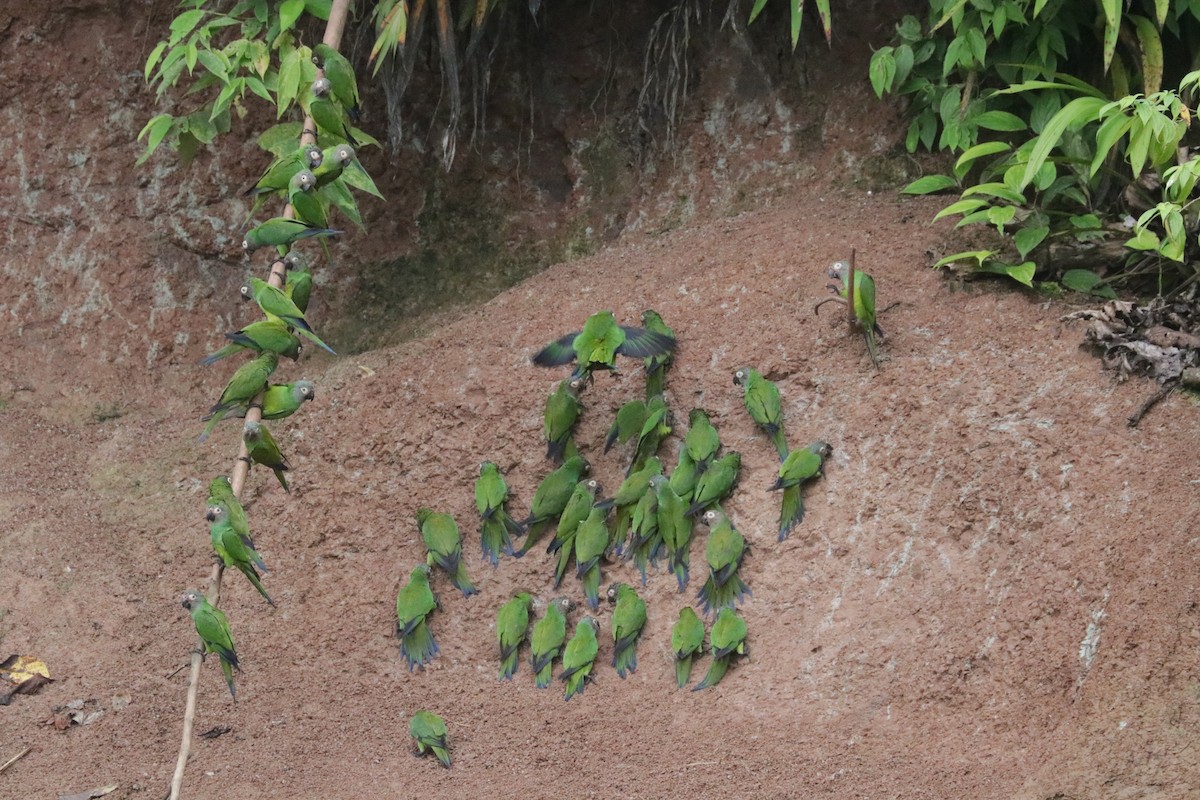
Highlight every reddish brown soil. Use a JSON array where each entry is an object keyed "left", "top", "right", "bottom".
[{"left": 3, "top": 4, "right": 1200, "bottom": 800}]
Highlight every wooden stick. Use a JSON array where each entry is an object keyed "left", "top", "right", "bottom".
[
  {"left": 166, "top": 3, "right": 353, "bottom": 798},
  {"left": 0, "top": 746, "right": 31, "bottom": 775},
  {"left": 846, "top": 247, "right": 858, "bottom": 327}
]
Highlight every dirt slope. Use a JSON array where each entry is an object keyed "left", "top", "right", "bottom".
[{"left": 2, "top": 184, "right": 1198, "bottom": 799}]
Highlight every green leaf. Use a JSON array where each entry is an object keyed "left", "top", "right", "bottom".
[
  {"left": 1061, "top": 269, "right": 1115, "bottom": 298},
  {"left": 893, "top": 44, "right": 914, "bottom": 86},
  {"left": 279, "top": 0, "right": 305, "bottom": 31},
  {"left": 789, "top": 0, "right": 803, "bottom": 50},
  {"left": 210, "top": 77, "right": 242, "bottom": 121},
  {"left": 748, "top": 0, "right": 768, "bottom": 24},
  {"left": 257, "top": 121, "right": 304, "bottom": 156},
  {"left": 1014, "top": 224, "right": 1049, "bottom": 258},
  {"left": 962, "top": 182, "right": 1026, "bottom": 203},
  {"left": 196, "top": 49, "right": 229, "bottom": 83},
  {"left": 979, "top": 259, "right": 1035, "bottom": 287},
  {"left": 986, "top": 205, "right": 1016, "bottom": 228},
  {"left": 245, "top": 75, "right": 273, "bottom": 103},
  {"left": 136, "top": 114, "right": 175, "bottom": 165},
  {"left": 1020, "top": 96, "right": 1106, "bottom": 188},
  {"left": 1069, "top": 214, "right": 1101, "bottom": 230},
  {"left": 342, "top": 160, "right": 385, "bottom": 199},
  {"left": 869, "top": 48, "right": 896, "bottom": 98},
  {"left": 277, "top": 46, "right": 302, "bottom": 117},
  {"left": 973, "top": 110, "right": 1026, "bottom": 131},
  {"left": 934, "top": 249, "right": 993, "bottom": 268},
  {"left": 954, "top": 141, "right": 1011, "bottom": 177},
  {"left": 185, "top": 40, "right": 199, "bottom": 74},
  {"left": 1125, "top": 226, "right": 1160, "bottom": 251},
  {"left": 1089, "top": 113, "right": 1133, "bottom": 176},
  {"left": 349, "top": 127, "right": 381, "bottom": 148},
  {"left": 169, "top": 9, "right": 205, "bottom": 45},
  {"left": 902, "top": 174, "right": 957, "bottom": 195},
  {"left": 305, "top": 0, "right": 332, "bottom": 19},
  {"left": 320, "top": 180, "right": 364, "bottom": 228},
  {"left": 145, "top": 40, "right": 168, "bottom": 82},
  {"left": 933, "top": 197, "right": 989, "bottom": 221}
]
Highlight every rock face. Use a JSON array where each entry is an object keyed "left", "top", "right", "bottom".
[{"left": 2, "top": 4, "right": 1198, "bottom": 800}]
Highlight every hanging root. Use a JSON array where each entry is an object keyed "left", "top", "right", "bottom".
[{"left": 636, "top": 1, "right": 702, "bottom": 157}]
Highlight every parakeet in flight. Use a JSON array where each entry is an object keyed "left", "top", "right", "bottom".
[
  {"left": 395, "top": 564, "right": 439, "bottom": 671},
  {"left": 180, "top": 588, "right": 240, "bottom": 701},
  {"left": 733, "top": 367, "right": 788, "bottom": 460},
  {"left": 496, "top": 592, "right": 534, "bottom": 682},
  {"left": 533, "top": 311, "right": 676, "bottom": 383},
  {"left": 560, "top": 617, "right": 600, "bottom": 701},
  {"left": 671, "top": 606, "right": 705, "bottom": 688},
  {"left": 772, "top": 440, "right": 833, "bottom": 541},
  {"left": 409, "top": 711, "right": 451, "bottom": 767},
  {"left": 418, "top": 508, "right": 478, "bottom": 597},
  {"left": 693, "top": 607, "right": 748, "bottom": 691},
  {"left": 475, "top": 461, "right": 524, "bottom": 567},
  {"left": 607, "top": 582, "right": 647, "bottom": 679}
]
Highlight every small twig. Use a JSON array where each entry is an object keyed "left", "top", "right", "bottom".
[
  {"left": 164, "top": 661, "right": 190, "bottom": 680},
  {"left": 847, "top": 248, "right": 858, "bottom": 328},
  {"left": 0, "top": 746, "right": 32, "bottom": 775},
  {"left": 1127, "top": 381, "right": 1176, "bottom": 428}
]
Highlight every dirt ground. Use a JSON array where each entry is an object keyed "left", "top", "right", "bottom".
[{"left": 3, "top": 3, "right": 1200, "bottom": 800}]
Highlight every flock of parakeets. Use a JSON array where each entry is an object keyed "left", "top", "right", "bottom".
[{"left": 178, "top": 43, "right": 886, "bottom": 762}]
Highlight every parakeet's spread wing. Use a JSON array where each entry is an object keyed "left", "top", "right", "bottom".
[
  {"left": 533, "top": 333, "right": 580, "bottom": 366},
  {"left": 616, "top": 326, "right": 675, "bottom": 358}
]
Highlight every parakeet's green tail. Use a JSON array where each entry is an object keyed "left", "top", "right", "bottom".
[
  {"left": 513, "top": 519, "right": 551, "bottom": 558},
  {"left": 480, "top": 518, "right": 513, "bottom": 567},
  {"left": 401, "top": 619, "right": 440, "bottom": 671},
  {"left": 235, "top": 562, "right": 275, "bottom": 606},
  {"left": 197, "top": 409, "right": 229, "bottom": 443},
  {"left": 200, "top": 344, "right": 242, "bottom": 366},
  {"left": 292, "top": 324, "right": 337, "bottom": 356},
  {"left": 778, "top": 484, "right": 805, "bottom": 542},
  {"left": 499, "top": 648, "right": 521, "bottom": 682},
  {"left": 271, "top": 466, "right": 291, "bottom": 493},
  {"left": 430, "top": 744, "right": 452, "bottom": 767},
  {"left": 581, "top": 567, "right": 600, "bottom": 611},
  {"left": 534, "top": 660, "right": 555, "bottom": 689},
  {"left": 645, "top": 369, "right": 665, "bottom": 401},
  {"left": 612, "top": 637, "right": 639, "bottom": 678},
  {"left": 863, "top": 325, "right": 880, "bottom": 369},
  {"left": 220, "top": 657, "right": 237, "bottom": 701},
  {"left": 451, "top": 563, "right": 478, "bottom": 597},
  {"left": 608, "top": 507, "right": 632, "bottom": 556},
  {"left": 554, "top": 542, "right": 574, "bottom": 588},
  {"left": 770, "top": 429, "right": 789, "bottom": 461},
  {"left": 671, "top": 552, "right": 690, "bottom": 593},
  {"left": 547, "top": 434, "right": 577, "bottom": 464},
  {"left": 561, "top": 666, "right": 589, "bottom": 700},
  {"left": 693, "top": 655, "right": 729, "bottom": 691},
  {"left": 675, "top": 654, "right": 693, "bottom": 688},
  {"left": 697, "top": 573, "right": 751, "bottom": 616}
]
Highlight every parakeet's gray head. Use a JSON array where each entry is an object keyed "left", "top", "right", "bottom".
[
  {"left": 243, "top": 419, "right": 262, "bottom": 440},
  {"left": 732, "top": 368, "right": 751, "bottom": 387},
  {"left": 552, "top": 596, "right": 573, "bottom": 614},
  {"left": 585, "top": 478, "right": 601, "bottom": 496},
  {"left": 239, "top": 282, "right": 253, "bottom": 301},
  {"left": 581, "top": 617, "right": 600, "bottom": 632},
  {"left": 567, "top": 377, "right": 585, "bottom": 394},
  {"left": 829, "top": 260, "right": 850, "bottom": 281},
  {"left": 180, "top": 588, "right": 204, "bottom": 609},
  {"left": 294, "top": 380, "right": 316, "bottom": 402},
  {"left": 312, "top": 75, "right": 331, "bottom": 94},
  {"left": 303, "top": 145, "right": 323, "bottom": 169},
  {"left": 283, "top": 250, "right": 307, "bottom": 271},
  {"left": 605, "top": 583, "right": 623, "bottom": 604},
  {"left": 413, "top": 563, "right": 433, "bottom": 577},
  {"left": 479, "top": 460, "right": 493, "bottom": 475},
  {"left": 241, "top": 238, "right": 255, "bottom": 253},
  {"left": 291, "top": 169, "right": 317, "bottom": 193},
  {"left": 809, "top": 440, "right": 833, "bottom": 458},
  {"left": 333, "top": 144, "right": 355, "bottom": 167},
  {"left": 204, "top": 504, "right": 226, "bottom": 523},
  {"left": 702, "top": 509, "right": 721, "bottom": 527}
]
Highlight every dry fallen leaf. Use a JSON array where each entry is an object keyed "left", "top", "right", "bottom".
[
  {"left": 58, "top": 784, "right": 118, "bottom": 800},
  {"left": 0, "top": 654, "right": 51, "bottom": 684},
  {"left": 0, "top": 673, "right": 53, "bottom": 706}
]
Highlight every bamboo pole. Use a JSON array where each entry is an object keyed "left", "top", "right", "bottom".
[{"left": 167, "top": 2, "right": 354, "bottom": 797}]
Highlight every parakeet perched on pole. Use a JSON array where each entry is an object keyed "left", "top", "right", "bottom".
[
  {"left": 207, "top": 501, "right": 272, "bottom": 606},
  {"left": 475, "top": 461, "right": 524, "bottom": 567},
  {"left": 198, "top": 352, "right": 278, "bottom": 441},
  {"left": 533, "top": 311, "right": 676, "bottom": 383},
  {"left": 180, "top": 589, "right": 240, "bottom": 701},
  {"left": 200, "top": 319, "right": 301, "bottom": 365},
  {"left": 733, "top": 367, "right": 788, "bottom": 460},
  {"left": 418, "top": 508, "right": 478, "bottom": 597},
  {"left": 242, "top": 419, "right": 290, "bottom": 493},
  {"left": 312, "top": 44, "right": 361, "bottom": 117},
  {"left": 242, "top": 217, "right": 341, "bottom": 256},
  {"left": 773, "top": 440, "right": 833, "bottom": 541},
  {"left": 240, "top": 276, "right": 336, "bottom": 355},
  {"left": 828, "top": 257, "right": 883, "bottom": 369}
]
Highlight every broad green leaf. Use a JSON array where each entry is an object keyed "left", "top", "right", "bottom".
[
  {"left": 257, "top": 121, "right": 304, "bottom": 156},
  {"left": 748, "top": 0, "right": 768, "bottom": 24},
  {"left": 144, "top": 40, "right": 168, "bottom": 82},
  {"left": 893, "top": 44, "right": 914, "bottom": 86},
  {"left": 279, "top": 0, "right": 305, "bottom": 31},
  {"left": 320, "top": 180, "right": 364, "bottom": 228},
  {"left": 196, "top": 49, "right": 229, "bottom": 82},
  {"left": 305, "top": 0, "right": 332, "bottom": 19},
  {"left": 1089, "top": 113, "right": 1133, "bottom": 176},
  {"left": 185, "top": 40, "right": 199, "bottom": 74},
  {"left": 277, "top": 46, "right": 302, "bottom": 117},
  {"left": 973, "top": 110, "right": 1026, "bottom": 131},
  {"left": 954, "top": 141, "right": 1011, "bottom": 177},
  {"left": 1014, "top": 224, "right": 1049, "bottom": 258},
  {"left": 1020, "top": 96, "right": 1106, "bottom": 188},
  {"left": 789, "top": 0, "right": 803, "bottom": 50},
  {"left": 962, "top": 182, "right": 1026, "bottom": 203},
  {"left": 1130, "top": 14, "right": 1163, "bottom": 94},
  {"left": 986, "top": 205, "right": 1016, "bottom": 228},
  {"left": 933, "top": 197, "right": 989, "bottom": 221},
  {"left": 869, "top": 48, "right": 896, "bottom": 98},
  {"left": 934, "top": 249, "right": 993, "bottom": 268},
  {"left": 245, "top": 75, "right": 272, "bottom": 103},
  {"left": 349, "top": 127, "right": 381, "bottom": 148},
  {"left": 210, "top": 77, "right": 242, "bottom": 121},
  {"left": 1069, "top": 214, "right": 1101, "bottom": 230},
  {"left": 1124, "top": 226, "right": 1160, "bottom": 251},
  {"left": 342, "top": 160, "right": 385, "bottom": 199},
  {"left": 169, "top": 9, "right": 205, "bottom": 45},
  {"left": 902, "top": 174, "right": 957, "bottom": 195},
  {"left": 136, "top": 114, "right": 175, "bottom": 165},
  {"left": 1062, "top": 269, "right": 1110, "bottom": 295},
  {"left": 978, "top": 259, "right": 1035, "bottom": 287}
]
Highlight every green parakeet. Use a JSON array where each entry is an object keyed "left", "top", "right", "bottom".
[
  {"left": 669, "top": 447, "right": 699, "bottom": 503},
  {"left": 284, "top": 267, "right": 313, "bottom": 314},
  {"left": 244, "top": 143, "right": 323, "bottom": 197},
  {"left": 732, "top": 367, "right": 788, "bottom": 461},
  {"left": 515, "top": 455, "right": 589, "bottom": 557},
  {"left": 547, "top": 478, "right": 601, "bottom": 588},
  {"left": 829, "top": 259, "right": 883, "bottom": 369},
  {"left": 594, "top": 457, "right": 660, "bottom": 556},
  {"left": 625, "top": 485, "right": 661, "bottom": 585},
  {"left": 640, "top": 309, "right": 675, "bottom": 399},
  {"left": 626, "top": 394, "right": 671, "bottom": 477},
  {"left": 684, "top": 408, "right": 721, "bottom": 472},
  {"left": 395, "top": 564, "right": 439, "bottom": 671},
  {"left": 604, "top": 399, "right": 646, "bottom": 453},
  {"left": 653, "top": 474, "right": 693, "bottom": 591},
  {"left": 560, "top": 617, "right": 600, "bottom": 701},
  {"left": 573, "top": 507, "right": 610, "bottom": 611},
  {"left": 312, "top": 44, "right": 361, "bottom": 117},
  {"left": 685, "top": 451, "right": 741, "bottom": 517},
  {"left": 241, "top": 217, "right": 341, "bottom": 256},
  {"left": 530, "top": 596, "right": 571, "bottom": 689},
  {"left": 207, "top": 501, "right": 272, "bottom": 606},
  {"left": 240, "top": 276, "right": 336, "bottom": 355},
  {"left": 772, "top": 440, "right": 833, "bottom": 541},
  {"left": 496, "top": 592, "right": 533, "bottom": 682},
  {"left": 203, "top": 380, "right": 316, "bottom": 440},
  {"left": 180, "top": 588, "right": 240, "bottom": 701},
  {"left": 697, "top": 509, "right": 751, "bottom": 614},
  {"left": 475, "top": 461, "right": 523, "bottom": 566},
  {"left": 200, "top": 319, "right": 301, "bottom": 366},
  {"left": 310, "top": 98, "right": 360, "bottom": 146},
  {"left": 242, "top": 419, "right": 291, "bottom": 493},
  {"left": 533, "top": 310, "right": 676, "bottom": 383},
  {"left": 607, "top": 582, "right": 647, "bottom": 679},
  {"left": 198, "top": 352, "right": 278, "bottom": 441},
  {"left": 287, "top": 169, "right": 329, "bottom": 230},
  {"left": 311, "top": 144, "right": 356, "bottom": 189},
  {"left": 418, "top": 508, "right": 478, "bottom": 597},
  {"left": 694, "top": 608, "right": 748, "bottom": 691},
  {"left": 206, "top": 476, "right": 248, "bottom": 540},
  {"left": 408, "top": 710, "right": 451, "bottom": 767},
  {"left": 671, "top": 606, "right": 705, "bottom": 688},
  {"left": 543, "top": 378, "right": 582, "bottom": 463}
]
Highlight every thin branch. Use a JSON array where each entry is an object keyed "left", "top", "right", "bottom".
[
  {"left": 166, "top": 3, "right": 353, "bottom": 798},
  {"left": 0, "top": 746, "right": 32, "bottom": 775}
]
